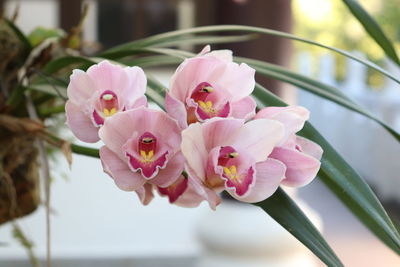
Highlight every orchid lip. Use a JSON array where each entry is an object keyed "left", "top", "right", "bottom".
[
  {"left": 190, "top": 82, "right": 231, "bottom": 121},
  {"left": 126, "top": 132, "right": 169, "bottom": 179},
  {"left": 90, "top": 90, "right": 122, "bottom": 127},
  {"left": 216, "top": 146, "right": 254, "bottom": 196}
]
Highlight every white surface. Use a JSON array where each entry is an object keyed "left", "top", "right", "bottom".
[{"left": 0, "top": 149, "right": 207, "bottom": 259}]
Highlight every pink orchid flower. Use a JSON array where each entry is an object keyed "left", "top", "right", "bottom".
[
  {"left": 66, "top": 60, "right": 147, "bottom": 143},
  {"left": 166, "top": 45, "right": 257, "bottom": 128},
  {"left": 181, "top": 117, "right": 287, "bottom": 209},
  {"left": 255, "top": 106, "right": 323, "bottom": 187},
  {"left": 98, "top": 108, "right": 184, "bottom": 191}
]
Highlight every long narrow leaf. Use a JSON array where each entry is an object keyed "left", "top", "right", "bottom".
[
  {"left": 100, "top": 25, "right": 400, "bottom": 85},
  {"left": 342, "top": 0, "right": 400, "bottom": 65},
  {"left": 255, "top": 188, "right": 343, "bottom": 267},
  {"left": 253, "top": 83, "right": 400, "bottom": 254}
]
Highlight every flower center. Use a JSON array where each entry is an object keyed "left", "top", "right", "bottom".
[
  {"left": 138, "top": 132, "right": 157, "bottom": 163},
  {"left": 216, "top": 146, "right": 254, "bottom": 196},
  {"left": 100, "top": 90, "right": 119, "bottom": 117},
  {"left": 218, "top": 146, "right": 240, "bottom": 181},
  {"left": 126, "top": 131, "right": 169, "bottom": 179},
  {"left": 189, "top": 82, "right": 230, "bottom": 121}
]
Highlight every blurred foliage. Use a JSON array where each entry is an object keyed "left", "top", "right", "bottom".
[
  {"left": 28, "top": 27, "right": 65, "bottom": 47},
  {"left": 293, "top": 0, "right": 399, "bottom": 87}
]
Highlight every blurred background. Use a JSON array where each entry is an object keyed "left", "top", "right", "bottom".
[{"left": 0, "top": 0, "right": 399, "bottom": 266}]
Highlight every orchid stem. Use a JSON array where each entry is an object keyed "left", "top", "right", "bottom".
[{"left": 70, "top": 144, "right": 100, "bottom": 158}]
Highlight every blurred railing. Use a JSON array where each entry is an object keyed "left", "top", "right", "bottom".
[{"left": 297, "top": 52, "right": 400, "bottom": 202}]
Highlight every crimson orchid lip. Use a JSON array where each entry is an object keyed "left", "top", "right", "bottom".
[
  {"left": 126, "top": 131, "right": 169, "bottom": 179},
  {"left": 216, "top": 146, "right": 254, "bottom": 197}
]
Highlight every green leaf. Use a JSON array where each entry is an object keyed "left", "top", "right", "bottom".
[
  {"left": 42, "top": 56, "right": 99, "bottom": 75},
  {"left": 101, "top": 25, "right": 400, "bottom": 85},
  {"left": 342, "top": 0, "right": 400, "bottom": 66},
  {"left": 238, "top": 56, "right": 400, "bottom": 142},
  {"left": 150, "top": 34, "right": 258, "bottom": 48},
  {"left": 125, "top": 55, "right": 181, "bottom": 68},
  {"left": 255, "top": 188, "right": 343, "bottom": 267},
  {"left": 253, "top": 83, "right": 400, "bottom": 255},
  {"left": 145, "top": 75, "right": 166, "bottom": 109}
]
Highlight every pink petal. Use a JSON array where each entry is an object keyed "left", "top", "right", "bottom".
[
  {"left": 65, "top": 101, "right": 99, "bottom": 143},
  {"left": 229, "top": 118, "right": 284, "bottom": 162},
  {"left": 212, "top": 62, "right": 255, "bottom": 101},
  {"left": 149, "top": 152, "right": 185, "bottom": 187},
  {"left": 135, "top": 183, "right": 154, "bottom": 205},
  {"left": 86, "top": 61, "right": 128, "bottom": 96},
  {"left": 270, "top": 146, "right": 321, "bottom": 187},
  {"left": 255, "top": 106, "right": 309, "bottom": 143},
  {"left": 296, "top": 136, "right": 323, "bottom": 160},
  {"left": 185, "top": 166, "right": 221, "bottom": 210},
  {"left": 197, "top": 45, "right": 211, "bottom": 56},
  {"left": 173, "top": 178, "right": 207, "bottom": 208},
  {"left": 201, "top": 118, "right": 244, "bottom": 150},
  {"left": 132, "top": 95, "right": 148, "bottom": 109},
  {"left": 122, "top": 66, "right": 147, "bottom": 108},
  {"left": 100, "top": 146, "right": 145, "bottom": 191},
  {"left": 230, "top": 96, "right": 257, "bottom": 120},
  {"left": 205, "top": 49, "right": 233, "bottom": 62},
  {"left": 181, "top": 122, "right": 208, "bottom": 181},
  {"left": 165, "top": 92, "right": 188, "bottom": 129},
  {"left": 170, "top": 57, "right": 224, "bottom": 102},
  {"left": 67, "top": 69, "right": 97, "bottom": 105},
  {"left": 230, "top": 158, "right": 285, "bottom": 203},
  {"left": 98, "top": 111, "right": 137, "bottom": 156}
]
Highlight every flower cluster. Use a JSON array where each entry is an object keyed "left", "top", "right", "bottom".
[{"left": 65, "top": 46, "right": 322, "bottom": 209}]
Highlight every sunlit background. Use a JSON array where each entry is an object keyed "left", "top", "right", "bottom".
[{"left": 0, "top": 0, "right": 399, "bottom": 266}]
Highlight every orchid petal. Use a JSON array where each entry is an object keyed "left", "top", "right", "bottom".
[
  {"left": 173, "top": 179, "right": 206, "bottom": 208},
  {"left": 229, "top": 118, "right": 284, "bottom": 162},
  {"left": 296, "top": 136, "right": 323, "bottom": 160},
  {"left": 65, "top": 101, "right": 99, "bottom": 143},
  {"left": 86, "top": 61, "right": 128, "bottom": 95},
  {"left": 165, "top": 92, "right": 188, "bottom": 129},
  {"left": 201, "top": 118, "right": 244, "bottom": 150},
  {"left": 135, "top": 183, "right": 154, "bottom": 205},
  {"left": 213, "top": 62, "right": 255, "bottom": 101},
  {"left": 67, "top": 69, "right": 96, "bottom": 105},
  {"left": 181, "top": 123, "right": 208, "bottom": 180},
  {"left": 100, "top": 146, "right": 145, "bottom": 191},
  {"left": 255, "top": 106, "right": 310, "bottom": 143},
  {"left": 185, "top": 166, "right": 221, "bottom": 210},
  {"left": 230, "top": 158, "right": 285, "bottom": 203},
  {"left": 270, "top": 147, "right": 320, "bottom": 187},
  {"left": 230, "top": 96, "right": 257, "bottom": 120},
  {"left": 150, "top": 152, "right": 185, "bottom": 187}
]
